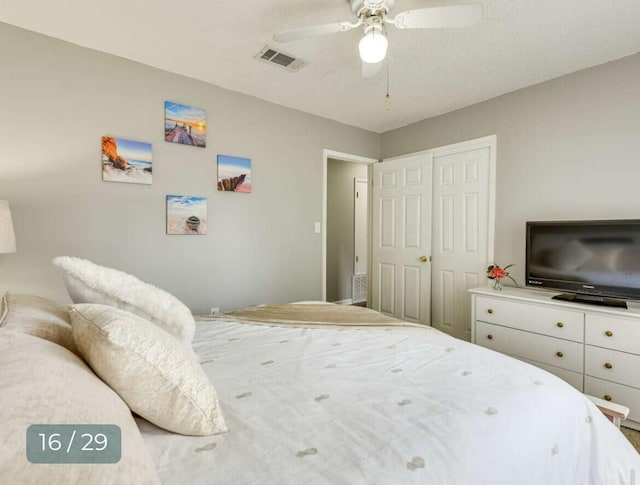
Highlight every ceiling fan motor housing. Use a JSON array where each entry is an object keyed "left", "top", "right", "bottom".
[{"left": 350, "top": 0, "right": 395, "bottom": 18}]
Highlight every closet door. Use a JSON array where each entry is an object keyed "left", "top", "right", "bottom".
[
  {"left": 371, "top": 154, "right": 432, "bottom": 324},
  {"left": 431, "top": 146, "right": 491, "bottom": 340}
]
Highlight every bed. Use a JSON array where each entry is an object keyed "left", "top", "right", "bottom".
[
  {"left": 137, "top": 303, "right": 640, "bottom": 484},
  {"left": 2, "top": 257, "right": 639, "bottom": 484}
]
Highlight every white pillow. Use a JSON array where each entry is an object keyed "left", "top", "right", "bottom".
[
  {"left": 69, "top": 304, "right": 227, "bottom": 436},
  {"left": 53, "top": 256, "right": 195, "bottom": 345},
  {"left": 0, "top": 328, "right": 160, "bottom": 484}
]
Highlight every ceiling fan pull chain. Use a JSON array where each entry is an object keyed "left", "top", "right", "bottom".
[{"left": 385, "top": 61, "right": 391, "bottom": 111}]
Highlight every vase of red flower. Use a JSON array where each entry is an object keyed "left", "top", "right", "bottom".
[{"left": 487, "top": 264, "right": 517, "bottom": 290}]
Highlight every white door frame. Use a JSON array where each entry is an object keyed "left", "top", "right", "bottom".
[
  {"left": 382, "top": 135, "right": 497, "bottom": 273},
  {"left": 322, "top": 149, "right": 378, "bottom": 301}
]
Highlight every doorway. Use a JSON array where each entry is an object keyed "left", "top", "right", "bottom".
[{"left": 322, "top": 150, "right": 377, "bottom": 303}]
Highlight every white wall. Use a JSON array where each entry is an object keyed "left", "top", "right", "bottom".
[
  {"left": 4, "top": 22, "right": 639, "bottom": 310},
  {"left": 382, "top": 53, "right": 640, "bottom": 286},
  {"left": 326, "top": 158, "right": 368, "bottom": 302},
  {"left": 0, "top": 23, "right": 380, "bottom": 314}
]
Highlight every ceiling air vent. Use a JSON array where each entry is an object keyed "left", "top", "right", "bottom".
[{"left": 255, "top": 46, "right": 305, "bottom": 72}]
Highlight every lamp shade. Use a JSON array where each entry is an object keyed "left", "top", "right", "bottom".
[
  {"left": 359, "top": 29, "right": 388, "bottom": 64},
  {"left": 0, "top": 200, "right": 16, "bottom": 254}
]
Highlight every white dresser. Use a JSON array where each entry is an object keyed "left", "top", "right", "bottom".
[{"left": 470, "top": 286, "right": 640, "bottom": 430}]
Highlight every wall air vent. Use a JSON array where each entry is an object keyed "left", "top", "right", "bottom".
[
  {"left": 255, "top": 46, "right": 305, "bottom": 72},
  {"left": 352, "top": 273, "right": 367, "bottom": 304}
]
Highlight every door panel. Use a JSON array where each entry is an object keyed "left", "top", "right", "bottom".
[
  {"left": 372, "top": 154, "right": 432, "bottom": 324},
  {"left": 432, "top": 147, "right": 490, "bottom": 340},
  {"left": 379, "top": 263, "right": 395, "bottom": 314},
  {"left": 402, "top": 265, "right": 421, "bottom": 321},
  {"left": 354, "top": 178, "right": 368, "bottom": 275}
]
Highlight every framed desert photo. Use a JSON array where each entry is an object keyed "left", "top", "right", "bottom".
[
  {"left": 217, "top": 154, "right": 252, "bottom": 193},
  {"left": 164, "top": 101, "right": 206, "bottom": 148},
  {"left": 102, "top": 136, "right": 152, "bottom": 185},
  {"left": 166, "top": 195, "right": 207, "bottom": 235}
]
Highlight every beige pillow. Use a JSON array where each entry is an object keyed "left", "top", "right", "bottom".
[
  {"left": 0, "top": 328, "right": 160, "bottom": 484},
  {"left": 70, "top": 304, "right": 227, "bottom": 436},
  {"left": 0, "top": 292, "right": 78, "bottom": 355},
  {"left": 52, "top": 256, "right": 195, "bottom": 345}
]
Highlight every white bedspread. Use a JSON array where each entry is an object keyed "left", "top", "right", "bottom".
[{"left": 138, "top": 317, "right": 640, "bottom": 484}]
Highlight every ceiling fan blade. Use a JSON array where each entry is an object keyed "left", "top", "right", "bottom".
[
  {"left": 273, "top": 21, "right": 358, "bottom": 43},
  {"left": 362, "top": 61, "right": 382, "bottom": 79},
  {"left": 392, "top": 4, "right": 483, "bottom": 30}
]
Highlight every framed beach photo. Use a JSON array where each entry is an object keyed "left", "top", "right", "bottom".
[
  {"left": 102, "top": 136, "right": 152, "bottom": 185},
  {"left": 166, "top": 195, "right": 208, "bottom": 235},
  {"left": 217, "top": 154, "right": 252, "bottom": 193},
  {"left": 164, "top": 101, "right": 206, "bottom": 148}
]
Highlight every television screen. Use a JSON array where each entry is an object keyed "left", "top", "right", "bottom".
[{"left": 526, "top": 220, "right": 640, "bottom": 301}]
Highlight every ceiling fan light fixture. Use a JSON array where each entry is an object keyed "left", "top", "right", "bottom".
[{"left": 358, "top": 26, "right": 388, "bottom": 64}]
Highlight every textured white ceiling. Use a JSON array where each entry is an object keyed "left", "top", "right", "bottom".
[{"left": 1, "top": 0, "right": 640, "bottom": 133}]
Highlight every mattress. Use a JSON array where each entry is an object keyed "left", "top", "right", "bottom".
[{"left": 138, "top": 308, "right": 640, "bottom": 484}]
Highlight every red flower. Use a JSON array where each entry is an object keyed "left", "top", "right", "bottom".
[
  {"left": 487, "top": 263, "right": 518, "bottom": 286},
  {"left": 488, "top": 267, "right": 507, "bottom": 279}
]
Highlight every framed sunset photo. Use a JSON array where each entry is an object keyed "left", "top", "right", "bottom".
[{"left": 164, "top": 101, "right": 206, "bottom": 148}]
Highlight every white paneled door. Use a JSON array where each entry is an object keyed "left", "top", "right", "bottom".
[
  {"left": 431, "top": 146, "right": 491, "bottom": 340},
  {"left": 371, "top": 154, "right": 433, "bottom": 324},
  {"left": 354, "top": 178, "right": 368, "bottom": 275},
  {"left": 372, "top": 137, "right": 494, "bottom": 337}
]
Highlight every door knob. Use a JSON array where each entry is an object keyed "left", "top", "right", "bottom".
[{"left": 419, "top": 255, "right": 428, "bottom": 263}]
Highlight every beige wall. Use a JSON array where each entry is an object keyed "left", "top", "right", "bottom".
[
  {"left": 0, "top": 23, "right": 379, "bottom": 313},
  {"left": 382, "top": 53, "right": 640, "bottom": 286},
  {"left": 326, "top": 158, "right": 368, "bottom": 302}
]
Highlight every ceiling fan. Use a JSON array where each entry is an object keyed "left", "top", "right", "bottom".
[{"left": 273, "top": 0, "right": 482, "bottom": 72}]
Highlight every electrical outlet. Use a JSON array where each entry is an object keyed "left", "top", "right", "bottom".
[{"left": 210, "top": 307, "right": 220, "bottom": 315}]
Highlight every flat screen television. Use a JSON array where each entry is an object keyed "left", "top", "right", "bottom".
[{"left": 526, "top": 220, "right": 640, "bottom": 308}]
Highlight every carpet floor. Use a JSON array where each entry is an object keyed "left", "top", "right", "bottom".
[{"left": 621, "top": 426, "right": 640, "bottom": 453}]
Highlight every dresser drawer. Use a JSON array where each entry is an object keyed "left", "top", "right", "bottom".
[
  {"left": 585, "top": 345, "right": 640, "bottom": 389},
  {"left": 585, "top": 314, "right": 640, "bottom": 354},
  {"left": 476, "top": 321, "right": 584, "bottom": 373},
  {"left": 584, "top": 376, "right": 640, "bottom": 424},
  {"left": 475, "top": 296, "right": 584, "bottom": 342},
  {"left": 519, "top": 357, "right": 584, "bottom": 391}
]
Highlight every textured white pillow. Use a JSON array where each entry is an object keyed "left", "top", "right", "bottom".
[
  {"left": 53, "top": 256, "right": 195, "bottom": 345},
  {"left": 0, "top": 328, "right": 160, "bottom": 484},
  {"left": 70, "top": 304, "right": 227, "bottom": 436}
]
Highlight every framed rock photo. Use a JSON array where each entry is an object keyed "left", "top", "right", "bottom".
[{"left": 102, "top": 136, "right": 152, "bottom": 185}]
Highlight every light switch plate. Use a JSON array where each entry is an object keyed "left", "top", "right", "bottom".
[{"left": 314, "top": 222, "right": 321, "bottom": 234}]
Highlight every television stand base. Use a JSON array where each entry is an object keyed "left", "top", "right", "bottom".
[{"left": 551, "top": 293, "right": 628, "bottom": 309}]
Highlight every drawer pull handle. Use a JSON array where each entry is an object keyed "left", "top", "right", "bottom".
[
  {"left": 487, "top": 334, "right": 493, "bottom": 340},
  {"left": 556, "top": 322, "right": 564, "bottom": 328},
  {"left": 605, "top": 330, "right": 613, "bottom": 337},
  {"left": 556, "top": 351, "right": 564, "bottom": 358},
  {"left": 604, "top": 362, "right": 613, "bottom": 369},
  {"left": 604, "top": 395, "right": 612, "bottom": 402},
  {"left": 487, "top": 309, "right": 494, "bottom": 314}
]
